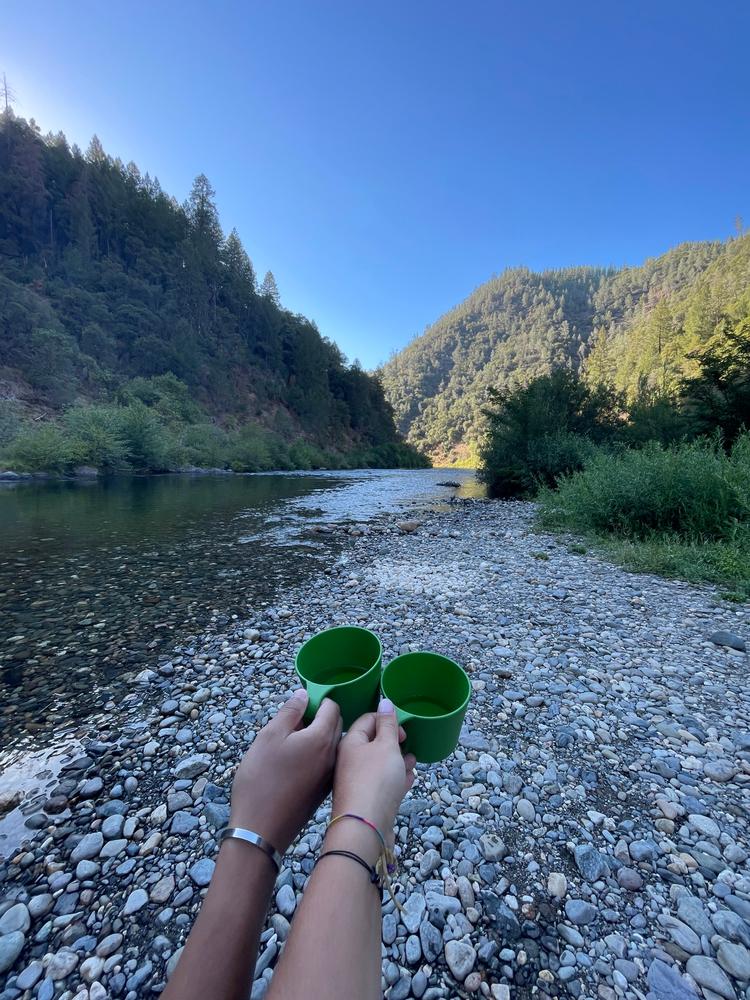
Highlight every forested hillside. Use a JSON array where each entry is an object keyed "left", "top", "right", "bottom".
[
  {"left": 0, "top": 109, "right": 426, "bottom": 472},
  {"left": 382, "top": 235, "right": 750, "bottom": 462}
]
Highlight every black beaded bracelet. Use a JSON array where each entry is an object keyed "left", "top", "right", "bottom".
[{"left": 315, "top": 849, "right": 383, "bottom": 900}]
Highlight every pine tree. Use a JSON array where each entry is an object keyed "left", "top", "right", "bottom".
[
  {"left": 185, "top": 174, "right": 223, "bottom": 259},
  {"left": 583, "top": 328, "right": 616, "bottom": 387},
  {"left": 260, "top": 270, "right": 280, "bottom": 305},
  {"left": 222, "top": 228, "right": 255, "bottom": 291},
  {"left": 86, "top": 135, "right": 107, "bottom": 164}
]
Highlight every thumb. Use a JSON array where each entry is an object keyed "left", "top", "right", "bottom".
[
  {"left": 375, "top": 697, "right": 398, "bottom": 743},
  {"left": 269, "top": 688, "right": 309, "bottom": 736}
]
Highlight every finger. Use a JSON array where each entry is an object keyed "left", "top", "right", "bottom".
[
  {"left": 345, "top": 712, "right": 377, "bottom": 744},
  {"left": 307, "top": 697, "right": 341, "bottom": 738},
  {"left": 403, "top": 752, "right": 417, "bottom": 772},
  {"left": 375, "top": 697, "right": 399, "bottom": 743},
  {"left": 398, "top": 725, "right": 406, "bottom": 743},
  {"left": 333, "top": 710, "right": 343, "bottom": 747},
  {"left": 267, "top": 688, "right": 309, "bottom": 736}
]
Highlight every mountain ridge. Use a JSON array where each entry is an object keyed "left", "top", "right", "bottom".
[{"left": 381, "top": 235, "right": 748, "bottom": 462}]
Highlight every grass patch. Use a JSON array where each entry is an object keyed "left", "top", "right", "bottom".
[
  {"left": 596, "top": 533, "right": 750, "bottom": 600},
  {"left": 538, "top": 434, "right": 750, "bottom": 601}
]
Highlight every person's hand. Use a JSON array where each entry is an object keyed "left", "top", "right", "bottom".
[
  {"left": 229, "top": 689, "right": 342, "bottom": 854},
  {"left": 332, "top": 698, "right": 417, "bottom": 837}
]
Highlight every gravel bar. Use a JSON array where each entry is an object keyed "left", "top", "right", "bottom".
[{"left": 1, "top": 499, "right": 749, "bottom": 1000}]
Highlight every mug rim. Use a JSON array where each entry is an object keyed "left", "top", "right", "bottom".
[
  {"left": 381, "top": 650, "right": 471, "bottom": 719},
  {"left": 295, "top": 624, "right": 382, "bottom": 687}
]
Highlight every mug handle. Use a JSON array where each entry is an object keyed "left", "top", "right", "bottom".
[
  {"left": 303, "top": 682, "right": 334, "bottom": 722},
  {"left": 395, "top": 707, "right": 417, "bottom": 729}
]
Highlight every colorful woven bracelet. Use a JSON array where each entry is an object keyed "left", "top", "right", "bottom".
[{"left": 328, "top": 812, "right": 387, "bottom": 852}]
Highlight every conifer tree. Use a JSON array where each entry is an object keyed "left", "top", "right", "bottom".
[{"left": 260, "top": 270, "right": 280, "bottom": 305}]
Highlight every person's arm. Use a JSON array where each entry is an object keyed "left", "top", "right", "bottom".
[
  {"left": 161, "top": 690, "right": 342, "bottom": 1000},
  {"left": 267, "top": 698, "right": 416, "bottom": 1000}
]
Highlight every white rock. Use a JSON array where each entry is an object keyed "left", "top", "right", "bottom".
[{"left": 547, "top": 872, "right": 568, "bottom": 899}]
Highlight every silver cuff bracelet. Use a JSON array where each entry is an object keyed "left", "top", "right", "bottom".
[{"left": 219, "top": 827, "right": 282, "bottom": 873}]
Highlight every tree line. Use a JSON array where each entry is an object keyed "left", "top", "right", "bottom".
[{"left": 0, "top": 108, "right": 428, "bottom": 472}]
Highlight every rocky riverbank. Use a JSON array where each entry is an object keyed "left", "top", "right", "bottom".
[{"left": 1, "top": 499, "right": 749, "bottom": 1000}]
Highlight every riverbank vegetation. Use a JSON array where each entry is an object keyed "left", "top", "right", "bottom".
[
  {"left": 0, "top": 110, "right": 427, "bottom": 473},
  {"left": 478, "top": 309, "right": 750, "bottom": 597},
  {"left": 0, "top": 376, "right": 428, "bottom": 474}
]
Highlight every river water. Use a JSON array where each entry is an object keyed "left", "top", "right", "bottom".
[{"left": 0, "top": 469, "right": 480, "bottom": 772}]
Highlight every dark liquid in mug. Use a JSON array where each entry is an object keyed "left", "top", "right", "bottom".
[
  {"left": 317, "top": 666, "right": 366, "bottom": 684},
  {"left": 398, "top": 697, "right": 448, "bottom": 717}
]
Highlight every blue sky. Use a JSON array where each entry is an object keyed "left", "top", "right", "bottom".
[{"left": 4, "top": 0, "right": 749, "bottom": 368}]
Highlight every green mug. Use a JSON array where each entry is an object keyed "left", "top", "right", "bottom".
[
  {"left": 381, "top": 651, "right": 471, "bottom": 763},
  {"left": 295, "top": 625, "right": 382, "bottom": 730}
]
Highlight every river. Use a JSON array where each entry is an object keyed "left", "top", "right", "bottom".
[{"left": 0, "top": 469, "right": 480, "bottom": 771}]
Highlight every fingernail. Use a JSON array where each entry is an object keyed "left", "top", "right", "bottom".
[
  {"left": 378, "top": 697, "right": 395, "bottom": 714},
  {"left": 292, "top": 687, "right": 308, "bottom": 701}
]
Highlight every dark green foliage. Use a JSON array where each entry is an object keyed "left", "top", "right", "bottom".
[
  {"left": 63, "top": 405, "right": 127, "bottom": 470},
  {"left": 623, "top": 385, "right": 687, "bottom": 446},
  {"left": 0, "top": 109, "right": 425, "bottom": 471},
  {"left": 178, "top": 424, "right": 231, "bottom": 469},
  {"left": 8, "top": 424, "right": 73, "bottom": 473},
  {"left": 477, "top": 370, "right": 622, "bottom": 497},
  {"left": 680, "top": 307, "right": 750, "bottom": 443},
  {"left": 113, "top": 402, "right": 173, "bottom": 472}
]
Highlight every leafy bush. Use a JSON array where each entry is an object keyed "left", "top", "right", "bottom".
[
  {"left": 539, "top": 434, "right": 750, "bottom": 542},
  {"left": 116, "top": 402, "right": 177, "bottom": 471},
  {"left": 64, "top": 405, "right": 127, "bottom": 470},
  {"left": 8, "top": 424, "right": 73, "bottom": 472},
  {"left": 178, "top": 424, "right": 230, "bottom": 469},
  {"left": 624, "top": 386, "right": 686, "bottom": 446},
  {"left": 478, "top": 370, "right": 622, "bottom": 497},
  {"left": 228, "top": 425, "right": 275, "bottom": 472},
  {"left": 481, "top": 426, "right": 597, "bottom": 498},
  {"left": 680, "top": 307, "right": 750, "bottom": 444},
  {"left": 288, "top": 441, "right": 328, "bottom": 469},
  {"left": 120, "top": 374, "right": 205, "bottom": 425}
]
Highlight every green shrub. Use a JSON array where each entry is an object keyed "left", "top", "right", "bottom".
[
  {"left": 178, "top": 424, "right": 230, "bottom": 468},
  {"left": 481, "top": 428, "right": 596, "bottom": 498},
  {"left": 538, "top": 434, "right": 750, "bottom": 597},
  {"left": 116, "top": 401, "right": 176, "bottom": 471},
  {"left": 289, "top": 441, "right": 328, "bottom": 469},
  {"left": 539, "top": 435, "right": 750, "bottom": 542},
  {"left": 25, "top": 328, "right": 81, "bottom": 405},
  {"left": 120, "top": 374, "right": 204, "bottom": 425},
  {"left": 478, "top": 370, "right": 622, "bottom": 497},
  {"left": 228, "top": 425, "right": 274, "bottom": 472},
  {"left": 8, "top": 424, "right": 73, "bottom": 472},
  {"left": 624, "top": 387, "right": 686, "bottom": 446},
  {"left": 64, "top": 405, "right": 127, "bottom": 470}
]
